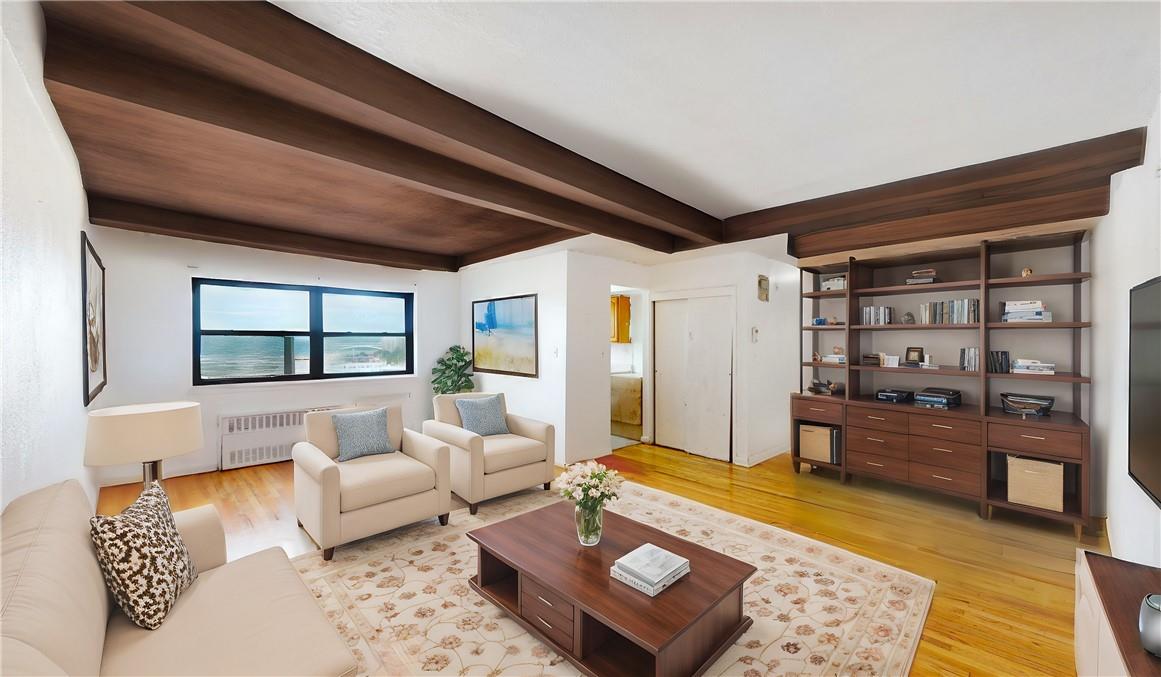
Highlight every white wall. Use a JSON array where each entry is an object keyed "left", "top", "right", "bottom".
[
  {"left": 1090, "top": 98, "right": 1161, "bottom": 566},
  {"left": 83, "top": 227, "right": 460, "bottom": 485},
  {"left": 459, "top": 251, "right": 570, "bottom": 463},
  {"left": 0, "top": 4, "right": 98, "bottom": 508}
]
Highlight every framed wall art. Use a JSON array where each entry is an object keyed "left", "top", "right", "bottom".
[
  {"left": 81, "top": 232, "right": 107, "bottom": 405},
  {"left": 472, "top": 294, "right": 537, "bottom": 377}
]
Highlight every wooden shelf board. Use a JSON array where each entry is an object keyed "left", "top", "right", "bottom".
[
  {"left": 470, "top": 575, "right": 519, "bottom": 615},
  {"left": 802, "top": 361, "right": 847, "bottom": 369},
  {"left": 987, "top": 322, "right": 1091, "bottom": 329},
  {"left": 791, "top": 456, "right": 843, "bottom": 471},
  {"left": 985, "top": 407, "right": 1089, "bottom": 431},
  {"left": 987, "top": 446, "right": 1085, "bottom": 465},
  {"left": 987, "top": 371, "right": 1091, "bottom": 383},
  {"left": 988, "top": 272, "right": 1091, "bottom": 288},
  {"left": 802, "top": 290, "right": 847, "bottom": 299},
  {"left": 852, "top": 280, "right": 981, "bottom": 297},
  {"left": 845, "top": 394, "right": 983, "bottom": 420},
  {"left": 986, "top": 479, "right": 1084, "bottom": 523},
  {"left": 851, "top": 365, "right": 977, "bottom": 377},
  {"left": 850, "top": 323, "right": 979, "bottom": 331},
  {"left": 802, "top": 325, "right": 847, "bottom": 331}
]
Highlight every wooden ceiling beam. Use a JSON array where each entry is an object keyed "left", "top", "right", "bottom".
[
  {"left": 44, "top": 28, "right": 675, "bottom": 254},
  {"left": 458, "top": 231, "right": 585, "bottom": 268},
  {"left": 723, "top": 127, "right": 1146, "bottom": 257},
  {"left": 790, "top": 185, "right": 1110, "bottom": 258},
  {"left": 88, "top": 197, "right": 459, "bottom": 271},
  {"left": 41, "top": 1, "right": 722, "bottom": 245}
]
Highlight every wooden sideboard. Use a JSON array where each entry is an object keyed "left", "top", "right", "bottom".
[{"left": 1075, "top": 550, "right": 1161, "bottom": 676}]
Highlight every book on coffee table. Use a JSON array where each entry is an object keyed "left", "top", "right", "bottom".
[
  {"left": 615, "top": 543, "right": 689, "bottom": 585},
  {"left": 610, "top": 561, "right": 690, "bottom": 596}
]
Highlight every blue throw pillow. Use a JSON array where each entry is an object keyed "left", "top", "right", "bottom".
[
  {"left": 455, "top": 395, "right": 510, "bottom": 436},
  {"left": 332, "top": 408, "right": 395, "bottom": 462}
]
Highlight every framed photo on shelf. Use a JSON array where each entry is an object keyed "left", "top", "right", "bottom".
[{"left": 905, "top": 346, "right": 925, "bottom": 364}]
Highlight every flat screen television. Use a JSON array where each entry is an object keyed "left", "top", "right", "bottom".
[{"left": 1129, "top": 275, "right": 1161, "bottom": 508}]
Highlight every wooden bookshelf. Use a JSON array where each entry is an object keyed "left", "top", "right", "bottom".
[{"left": 795, "top": 233, "right": 1091, "bottom": 535}]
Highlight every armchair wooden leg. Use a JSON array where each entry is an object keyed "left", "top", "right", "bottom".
[
  {"left": 543, "top": 482, "right": 552, "bottom": 490},
  {"left": 297, "top": 519, "right": 302, "bottom": 527},
  {"left": 469, "top": 503, "right": 478, "bottom": 515},
  {"left": 438, "top": 513, "right": 449, "bottom": 526},
  {"left": 322, "top": 547, "right": 335, "bottom": 561}
]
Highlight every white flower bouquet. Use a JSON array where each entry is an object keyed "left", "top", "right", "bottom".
[{"left": 557, "top": 461, "right": 623, "bottom": 546}]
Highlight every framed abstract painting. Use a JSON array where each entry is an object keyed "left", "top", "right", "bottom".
[
  {"left": 81, "top": 232, "right": 107, "bottom": 405},
  {"left": 472, "top": 294, "right": 537, "bottom": 377}
]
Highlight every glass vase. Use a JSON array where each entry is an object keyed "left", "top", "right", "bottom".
[{"left": 574, "top": 504, "right": 604, "bottom": 546}]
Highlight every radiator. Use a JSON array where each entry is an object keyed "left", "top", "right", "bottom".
[{"left": 218, "top": 406, "right": 339, "bottom": 470}]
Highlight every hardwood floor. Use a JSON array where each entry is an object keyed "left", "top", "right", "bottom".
[
  {"left": 97, "top": 446, "right": 1105, "bottom": 675},
  {"left": 601, "top": 445, "right": 1107, "bottom": 677}
]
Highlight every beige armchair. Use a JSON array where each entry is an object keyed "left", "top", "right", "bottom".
[
  {"left": 293, "top": 406, "right": 450, "bottom": 560},
  {"left": 422, "top": 393, "right": 555, "bottom": 514}
]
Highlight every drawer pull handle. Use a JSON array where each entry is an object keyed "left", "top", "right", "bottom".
[
  {"left": 932, "top": 474, "right": 954, "bottom": 481},
  {"left": 536, "top": 616, "right": 553, "bottom": 630},
  {"left": 867, "top": 415, "right": 886, "bottom": 421},
  {"left": 1020, "top": 434, "right": 1046, "bottom": 440},
  {"left": 866, "top": 461, "right": 884, "bottom": 467},
  {"left": 866, "top": 437, "right": 885, "bottom": 443},
  {"left": 931, "top": 424, "right": 953, "bottom": 430},
  {"left": 933, "top": 447, "right": 954, "bottom": 453},
  {"left": 536, "top": 595, "right": 553, "bottom": 607},
  {"left": 809, "top": 407, "right": 826, "bottom": 412}
]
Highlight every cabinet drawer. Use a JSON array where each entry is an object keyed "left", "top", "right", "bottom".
[
  {"left": 521, "top": 597, "right": 574, "bottom": 649},
  {"left": 846, "top": 426, "right": 908, "bottom": 460},
  {"left": 909, "top": 414, "right": 981, "bottom": 444},
  {"left": 909, "top": 436, "right": 981, "bottom": 472},
  {"left": 847, "top": 406, "right": 909, "bottom": 433},
  {"left": 988, "top": 423, "right": 1082, "bottom": 460},
  {"left": 847, "top": 451, "right": 908, "bottom": 481},
  {"left": 521, "top": 576, "right": 574, "bottom": 620},
  {"left": 908, "top": 461, "right": 980, "bottom": 497},
  {"left": 792, "top": 399, "right": 843, "bottom": 425}
]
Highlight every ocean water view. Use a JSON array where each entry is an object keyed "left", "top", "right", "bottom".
[{"left": 200, "top": 335, "right": 406, "bottom": 379}]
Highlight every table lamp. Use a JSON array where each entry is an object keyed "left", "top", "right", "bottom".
[{"left": 85, "top": 401, "right": 203, "bottom": 486}]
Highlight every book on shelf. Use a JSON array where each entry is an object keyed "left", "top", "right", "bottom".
[
  {"left": 862, "top": 306, "right": 894, "bottom": 325},
  {"left": 610, "top": 562, "right": 690, "bottom": 597},
  {"left": 821, "top": 355, "right": 846, "bottom": 364},
  {"left": 919, "top": 298, "right": 978, "bottom": 325},
  {"left": 958, "top": 347, "right": 979, "bottom": 372},
  {"left": 1001, "top": 311, "right": 1054, "bottom": 322},
  {"left": 906, "top": 277, "right": 937, "bottom": 285},
  {"left": 614, "top": 543, "right": 689, "bottom": 586},
  {"left": 1011, "top": 359, "right": 1056, "bottom": 375},
  {"left": 911, "top": 268, "right": 937, "bottom": 277},
  {"left": 987, "top": 350, "right": 1011, "bottom": 373}
]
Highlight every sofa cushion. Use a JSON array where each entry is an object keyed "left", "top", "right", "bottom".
[
  {"left": 1, "top": 480, "right": 109, "bottom": 677},
  {"left": 305, "top": 405, "right": 403, "bottom": 460},
  {"left": 100, "top": 547, "right": 355, "bottom": 676},
  {"left": 90, "top": 482, "right": 198, "bottom": 629},
  {"left": 454, "top": 395, "right": 510, "bottom": 436},
  {"left": 332, "top": 407, "right": 395, "bottom": 462},
  {"left": 433, "top": 392, "right": 507, "bottom": 428},
  {"left": 482, "top": 434, "right": 547, "bottom": 474},
  {"left": 338, "top": 452, "right": 436, "bottom": 512}
]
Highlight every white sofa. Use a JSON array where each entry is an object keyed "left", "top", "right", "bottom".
[
  {"left": 0, "top": 480, "right": 355, "bottom": 676},
  {"left": 422, "top": 393, "right": 555, "bottom": 514},
  {"left": 293, "top": 405, "right": 450, "bottom": 560}
]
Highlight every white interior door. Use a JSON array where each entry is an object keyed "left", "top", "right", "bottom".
[
  {"left": 653, "top": 296, "right": 733, "bottom": 460},
  {"left": 684, "top": 297, "right": 733, "bottom": 461},
  {"left": 653, "top": 300, "right": 687, "bottom": 450}
]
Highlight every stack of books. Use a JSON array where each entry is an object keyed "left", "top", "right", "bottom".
[
  {"left": 1011, "top": 359, "right": 1056, "bottom": 375},
  {"left": 610, "top": 543, "right": 690, "bottom": 597},
  {"left": 821, "top": 353, "right": 846, "bottom": 365},
  {"left": 821, "top": 275, "right": 847, "bottom": 291},
  {"left": 919, "top": 298, "right": 979, "bottom": 324},
  {"left": 862, "top": 306, "right": 895, "bottom": 325},
  {"left": 906, "top": 268, "right": 938, "bottom": 285},
  {"left": 1001, "top": 300, "right": 1053, "bottom": 323},
  {"left": 959, "top": 347, "right": 980, "bottom": 372},
  {"left": 987, "top": 350, "right": 1012, "bottom": 373}
]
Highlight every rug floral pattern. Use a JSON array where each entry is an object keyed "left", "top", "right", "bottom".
[{"left": 292, "top": 482, "right": 933, "bottom": 676}]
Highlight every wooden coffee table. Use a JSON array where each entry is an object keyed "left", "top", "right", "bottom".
[{"left": 467, "top": 502, "right": 756, "bottom": 677}]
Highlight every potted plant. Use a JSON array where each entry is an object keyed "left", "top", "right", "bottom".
[
  {"left": 431, "top": 345, "right": 474, "bottom": 395},
  {"left": 557, "top": 461, "right": 623, "bottom": 546}
]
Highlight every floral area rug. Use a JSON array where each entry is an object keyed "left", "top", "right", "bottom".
[{"left": 292, "top": 482, "right": 933, "bottom": 676}]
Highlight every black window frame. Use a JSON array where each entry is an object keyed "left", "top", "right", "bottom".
[{"left": 192, "top": 277, "right": 415, "bottom": 385}]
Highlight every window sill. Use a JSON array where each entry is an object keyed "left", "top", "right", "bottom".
[{"left": 193, "top": 373, "right": 419, "bottom": 391}]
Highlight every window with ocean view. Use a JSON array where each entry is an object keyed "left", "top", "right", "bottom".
[{"left": 193, "top": 278, "right": 414, "bottom": 385}]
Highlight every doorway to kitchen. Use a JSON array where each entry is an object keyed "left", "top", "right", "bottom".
[{"left": 610, "top": 285, "right": 645, "bottom": 451}]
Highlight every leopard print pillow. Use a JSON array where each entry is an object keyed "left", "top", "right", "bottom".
[{"left": 90, "top": 481, "right": 197, "bottom": 630}]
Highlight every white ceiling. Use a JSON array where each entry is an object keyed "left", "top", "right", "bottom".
[{"left": 276, "top": 2, "right": 1159, "bottom": 221}]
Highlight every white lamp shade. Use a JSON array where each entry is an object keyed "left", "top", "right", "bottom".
[{"left": 85, "top": 401, "right": 204, "bottom": 466}]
